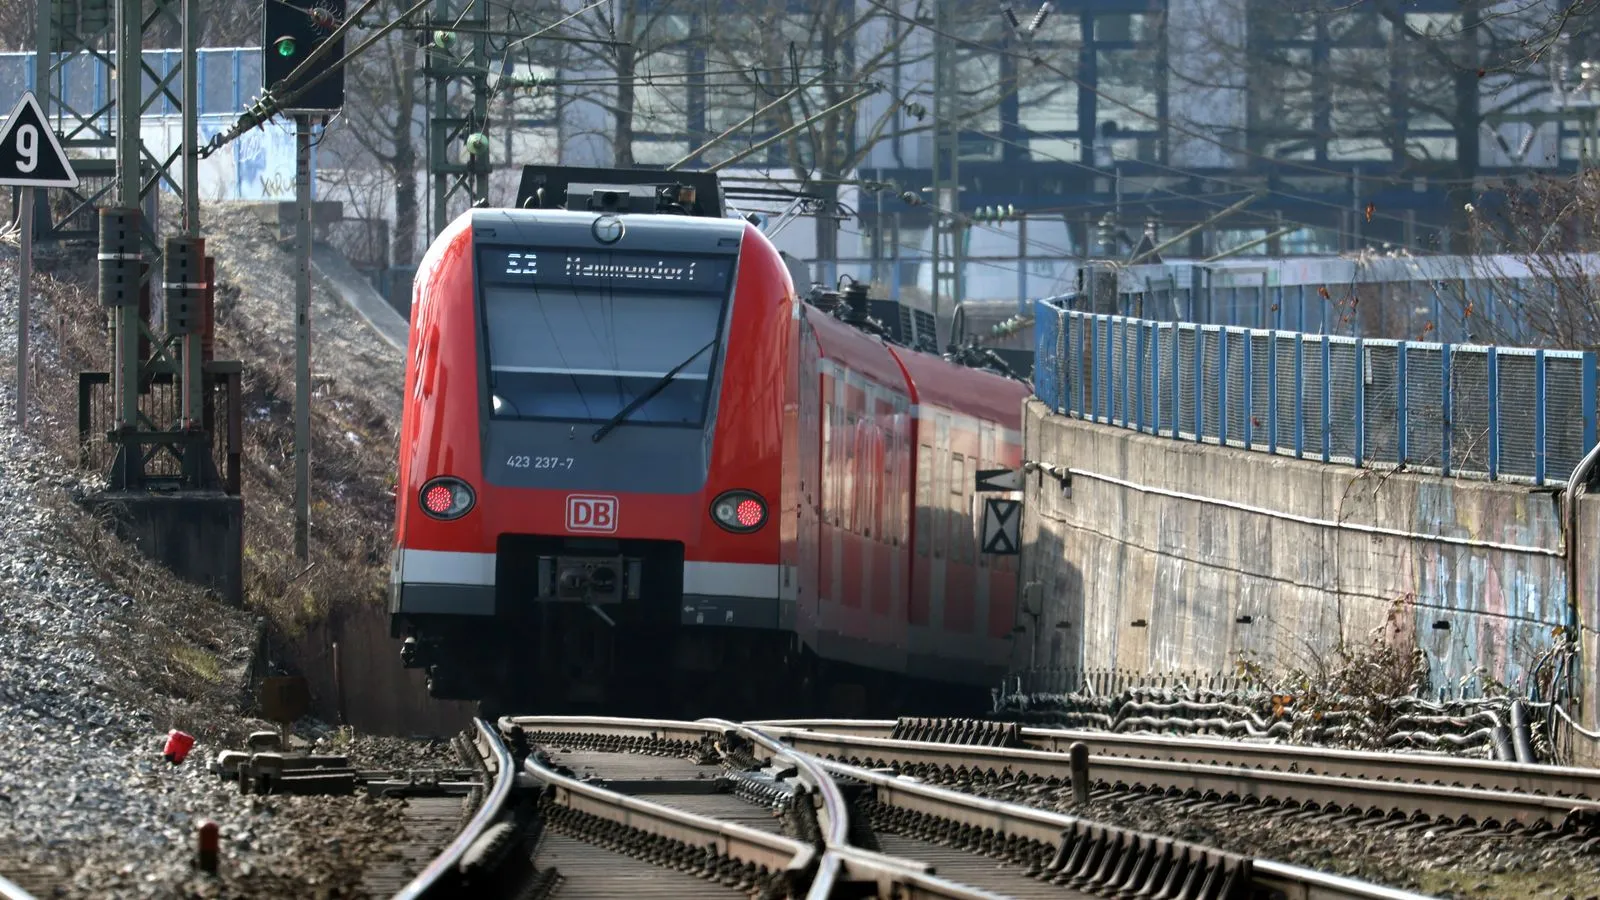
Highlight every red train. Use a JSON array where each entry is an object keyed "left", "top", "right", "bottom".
[{"left": 390, "top": 166, "right": 1031, "bottom": 718}]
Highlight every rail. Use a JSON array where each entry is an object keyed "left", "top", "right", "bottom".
[
  {"left": 759, "top": 724, "right": 1600, "bottom": 832},
  {"left": 0, "top": 876, "right": 36, "bottom": 900},
  {"left": 514, "top": 716, "right": 1425, "bottom": 899},
  {"left": 814, "top": 754, "right": 1431, "bottom": 900},
  {"left": 515, "top": 717, "right": 819, "bottom": 896},
  {"left": 390, "top": 718, "right": 517, "bottom": 900},
  {"left": 728, "top": 720, "right": 1016, "bottom": 900},
  {"left": 512, "top": 716, "right": 1075, "bottom": 898},
  {"left": 761, "top": 718, "right": 1600, "bottom": 798}
]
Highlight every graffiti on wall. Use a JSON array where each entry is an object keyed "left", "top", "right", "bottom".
[{"left": 1024, "top": 405, "right": 1571, "bottom": 699}]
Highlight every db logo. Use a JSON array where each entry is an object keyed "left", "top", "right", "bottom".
[{"left": 565, "top": 494, "right": 618, "bottom": 533}]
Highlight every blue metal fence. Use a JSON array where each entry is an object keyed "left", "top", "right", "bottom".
[
  {"left": 1032, "top": 297, "right": 1600, "bottom": 486},
  {"left": 0, "top": 48, "right": 263, "bottom": 121}
]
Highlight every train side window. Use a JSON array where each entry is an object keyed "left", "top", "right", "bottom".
[
  {"left": 890, "top": 419, "right": 902, "bottom": 546},
  {"left": 845, "top": 412, "right": 859, "bottom": 534},
  {"left": 823, "top": 400, "right": 836, "bottom": 526},
  {"left": 964, "top": 455, "right": 978, "bottom": 565},
  {"left": 916, "top": 443, "right": 931, "bottom": 556},
  {"left": 948, "top": 452, "right": 960, "bottom": 560},
  {"left": 950, "top": 452, "right": 962, "bottom": 564},
  {"left": 875, "top": 421, "right": 887, "bottom": 543}
]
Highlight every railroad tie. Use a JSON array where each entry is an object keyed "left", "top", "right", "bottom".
[{"left": 1044, "top": 821, "right": 1252, "bottom": 899}]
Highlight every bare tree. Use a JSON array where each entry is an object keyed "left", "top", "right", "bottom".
[
  {"left": 531, "top": 0, "right": 704, "bottom": 168},
  {"left": 1167, "top": 0, "right": 1600, "bottom": 250},
  {"left": 321, "top": 0, "right": 424, "bottom": 267},
  {"left": 0, "top": 4, "right": 35, "bottom": 52},
  {"left": 701, "top": 0, "right": 1067, "bottom": 260},
  {"left": 1454, "top": 172, "right": 1600, "bottom": 348}
]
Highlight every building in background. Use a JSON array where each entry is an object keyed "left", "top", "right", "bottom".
[{"left": 5, "top": 0, "right": 1599, "bottom": 303}]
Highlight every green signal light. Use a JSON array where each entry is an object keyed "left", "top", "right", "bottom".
[{"left": 275, "top": 36, "right": 298, "bottom": 57}]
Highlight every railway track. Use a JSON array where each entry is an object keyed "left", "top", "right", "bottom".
[
  {"left": 766, "top": 718, "right": 1600, "bottom": 798},
  {"left": 16, "top": 713, "right": 1577, "bottom": 897},
  {"left": 511, "top": 715, "right": 1428, "bottom": 899},
  {"left": 755, "top": 718, "right": 1600, "bottom": 837}
]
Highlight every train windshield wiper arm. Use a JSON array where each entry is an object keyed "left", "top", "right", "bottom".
[{"left": 590, "top": 338, "right": 717, "bottom": 444}]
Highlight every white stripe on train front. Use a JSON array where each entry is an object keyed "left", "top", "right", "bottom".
[
  {"left": 397, "top": 552, "right": 781, "bottom": 597},
  {"left": 683, "top": 561, "right": 780, "bottom": 597},
  {"left": 396, "top": 548, "right": 496, "bottom": 585}
]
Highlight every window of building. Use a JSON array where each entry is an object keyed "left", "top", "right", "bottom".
[{"left": 630, "top": 13, "right": 693, "bottom": 136}]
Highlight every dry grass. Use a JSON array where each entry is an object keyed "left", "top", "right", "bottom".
[
  {"left": 17, "top": 211, "right": 403, "bottom": 724},
  {"left": 1233, "top": 598, "right": 1437, "bottom": 747}
]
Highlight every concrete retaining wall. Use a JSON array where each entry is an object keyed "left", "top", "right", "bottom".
[
  {"left": 278, "top": 602, "right": 474, "bottom": 737},
  {"left": 1019, "top": 399, "right": 1600, "bottom": 752}
]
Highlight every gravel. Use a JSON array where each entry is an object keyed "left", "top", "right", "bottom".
[
  {"left": 964, "top": 777, "right": 1600, "bottom": 899},
  {"left": 0, "top": 248, "right": 451, "bottom": 897}
]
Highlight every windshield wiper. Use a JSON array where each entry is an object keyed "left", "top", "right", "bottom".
[{"left": 590, "top": 338, "right": 718, "bottom": 444}]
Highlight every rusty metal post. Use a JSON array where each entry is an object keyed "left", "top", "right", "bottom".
[
  {"left": 137, "top": 263, "right": 151, "bottom": 392},
  {"left": 201, "top": 256, "right": 216, "bottom": 364},
  {"left": 293, "top": 115, "right": 313, "bottom": 560},
  {"left": 195, "top": 820, "right": 219, "bottom": 873},
  {"left": 1069, "top": 741, "right": 1090, "bottom": 806},
  {"left": 227, "top": 371, "right": 242, "bottom": 495},
  {"left": 332, "top": 640, "right": 347, "bottom": 726}
]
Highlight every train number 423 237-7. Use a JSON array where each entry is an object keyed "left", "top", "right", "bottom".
[{"left": 507, "top": 455, "right": 574, "bottom": 470}]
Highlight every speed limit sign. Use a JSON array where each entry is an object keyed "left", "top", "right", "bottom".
[
  {"left": 0, "top": 92, "right": 77, "bottom": 188},
  {"left": 1, "top": 91, "right": 78, "bottom": 430}
]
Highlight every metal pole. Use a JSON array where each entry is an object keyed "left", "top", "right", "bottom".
[
  {"left": 182, "top": 0, "right": 204, "bottom": 426},
  {"left": 16, "top": 185, "right": 32, "bottom": 430},
  {"left": 114, "top": 0, "right": 142, "bottom": 440},
  {"left": 294, "top": 115, "right": 313, "bottom": 561},
  {"left": 929, "top": 0, "right": 961, "bottom": 348},
  {"left": 429, "top": 0, "right": 451, "bottom": 239}
]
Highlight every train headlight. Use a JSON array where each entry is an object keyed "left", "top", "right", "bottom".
[
  {"left": 419, "top": 477, "right": 476, "bottom": 520},
  {"left": 710, "top": 490, "right": 768, "bottom": 533}
]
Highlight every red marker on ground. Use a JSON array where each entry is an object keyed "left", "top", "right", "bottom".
[{"left": 163, "top": 730, "right": 196, "bottom": 764}]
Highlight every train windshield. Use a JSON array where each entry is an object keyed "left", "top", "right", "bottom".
[{"left": 477, "top": 247, "right": 736, "bottom": 426}]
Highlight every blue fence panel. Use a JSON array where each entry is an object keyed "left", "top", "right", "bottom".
[
  {"left": 1033, "top": 300, "right": 1063, "bottom": 412},
  {"left": 1031, "top": 300, "right": 1599, "bottom": 485}
]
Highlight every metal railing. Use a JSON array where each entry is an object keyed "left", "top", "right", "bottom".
[
  {"left": 1032, "top": 297, "right": 1600, "bottom": 486},
  {"left": 77, "top": 364, "right": 243, "bottom": 494}
]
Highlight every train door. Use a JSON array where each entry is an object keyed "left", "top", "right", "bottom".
[
  {"left": 973, "top": 419, "right": 994, "bottom": 644},
  {"left": 795, "top": 317, "right": 823, "bottom": 649},
  {"left": 929, "top": 412, "right": 952, "bottom": 641}
]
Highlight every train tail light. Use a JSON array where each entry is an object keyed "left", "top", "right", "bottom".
[
  {"left": 419, "top": 476, "right": 476, "bottom": 520},
  {"left": 711, "top": 490, "right": 768, "bottom": 533}
]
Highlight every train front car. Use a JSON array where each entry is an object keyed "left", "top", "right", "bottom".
[{"left": 391, "top": 169, "right": 795, "bottom": 716}]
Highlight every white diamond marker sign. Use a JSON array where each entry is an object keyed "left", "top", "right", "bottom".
[{"left": 981, "top": 498, "right": 1021, "bottom": 555}]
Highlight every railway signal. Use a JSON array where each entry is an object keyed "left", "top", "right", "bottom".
[
  {"left": 262, "top": 0, "right": 347, "bottom": 112},
  {"left": 261, "top": 0, "right": 346, "bottom": 558},
  {"left": 0, "top": 91, "right": 78, "bottom": 431}
]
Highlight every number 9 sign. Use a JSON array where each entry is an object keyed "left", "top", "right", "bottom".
[{"left": 0, "top": 92, "right": 79, "bottom": 188}]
